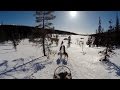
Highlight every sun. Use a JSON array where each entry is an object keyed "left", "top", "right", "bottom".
[{"left": 69, "top": 11, "right": 77, "bottom": 17}]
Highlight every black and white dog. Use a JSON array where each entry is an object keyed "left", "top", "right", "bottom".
[{"left": 58, "top": 41, "right": 68, "bottom": 60}]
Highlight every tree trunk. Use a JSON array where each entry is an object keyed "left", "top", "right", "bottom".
[
  {"left": 43, "top": 36, "right": 46, "bottom": 56},
  {"left": 42, "top": 12, "right": 46, "bottom": 56}
]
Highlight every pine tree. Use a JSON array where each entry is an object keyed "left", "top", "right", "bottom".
[
  {"left": 98, "top": 17, "right": 102, "bottom": 33},
  {"left": 109, "top": 19, "right": 112, "bottom": 31},
  {"left": 116, "top": 13, "right": 119, "bottom": 31},
  {"left": 35, "top": 11, "right": 56, "bottom": 56}
]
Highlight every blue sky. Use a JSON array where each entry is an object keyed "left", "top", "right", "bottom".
[{"left": 0, "top": 11, "right": 119, "bottom": 34}]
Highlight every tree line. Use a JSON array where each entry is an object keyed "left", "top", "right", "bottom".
[{"left": 87, "top": 16, "right": 120, "bottom": 48}]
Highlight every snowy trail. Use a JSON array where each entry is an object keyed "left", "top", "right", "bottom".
[
  {"left": 62, "top": 36, "right": 118, "bottom": 79},
  {"left": 67, "top": 47, "right": 103, "bottom": 78},
  {"left": 37, "top": 35, "right": 120, "bottom": 79}
]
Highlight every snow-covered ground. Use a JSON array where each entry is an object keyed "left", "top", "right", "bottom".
[{"left": 0, "top": 35, "right": 120, "bottom": 79}]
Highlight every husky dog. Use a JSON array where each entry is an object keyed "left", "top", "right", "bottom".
[{"left": 58, "top": 41, "right": 68, "bottom": 60}]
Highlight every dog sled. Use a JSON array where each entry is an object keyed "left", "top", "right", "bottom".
[{"left": 53, "top": 65, "right": 72, "bottom": 79}]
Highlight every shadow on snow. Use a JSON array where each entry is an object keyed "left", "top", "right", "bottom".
[
  {"left": 0, "top": 56, "right": 52, "bottom": 79},
  {"left": 101, "top": 60, "right": 120, "bottom": 76}
]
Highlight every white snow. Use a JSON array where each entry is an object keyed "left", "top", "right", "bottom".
[{"left": 0, "top": 35, "right": 120, "bottom": 79}]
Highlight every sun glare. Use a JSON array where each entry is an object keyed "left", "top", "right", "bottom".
[{"left": 69, "top": 11, "right": 77, "bottom": 17}]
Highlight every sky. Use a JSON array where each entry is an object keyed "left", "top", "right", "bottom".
[{"left": 0, "top": 11, "right": 120, "bottom": 34}]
